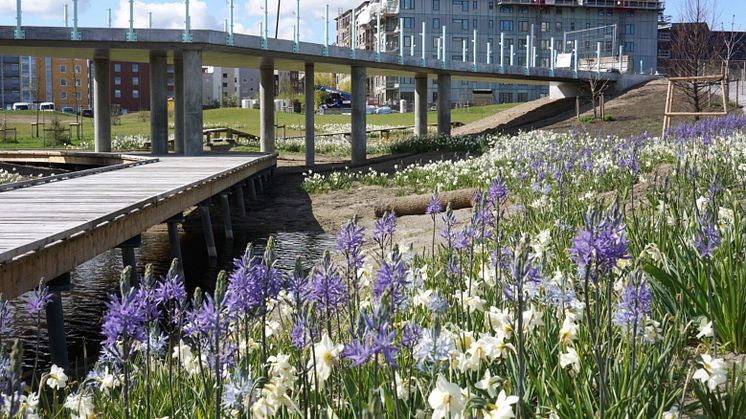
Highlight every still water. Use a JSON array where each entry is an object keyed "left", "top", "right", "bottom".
[{"left": 9, "top": 222, "right": 334, "bottom": 371}]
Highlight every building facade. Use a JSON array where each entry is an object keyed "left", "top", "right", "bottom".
[
  {"left": 337, "top": 0, "right": 662, "bottom": 106},
  {"left": 38, "top": 57, "right": 91, "bottom": 111}
]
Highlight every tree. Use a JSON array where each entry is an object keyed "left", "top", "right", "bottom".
[
  {"left": 669, "top": 0, "right": 720, "bottom": 113},
  {"left": 716, "top": 16, "right": 745, "bottom": 105}
]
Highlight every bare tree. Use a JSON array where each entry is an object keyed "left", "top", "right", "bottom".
[
  {"left": 716, "top": 15, "right": 745, "bottom": 105},
  {"left": 669, "top": 0, "right": 720, "bottom": 113}
]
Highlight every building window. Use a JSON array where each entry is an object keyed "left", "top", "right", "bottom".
[
  {"left": 453, "top": 19, "right": 468, "bottom": 31},
  {"left": 473, "top": 1, "right": 477, "bottom": 9},
  {"left": 133, "top": 90, "right": 140, "bottom": 99},
  {"left": 499, "top": 5, "right": 512, "bottom": 13},
  {"left": 60, "top": 79, "right": 67, "bottom": 86},
  {"left": 404, "top": 36, "right": 412, "bottom": 47},
  {"left": 76, "top": 92, "right": 81, "bottom": 100},
  {"left": 401, "top": 0, "right": 414, "bottom": 9},
  {"left": 519, "top": 6, "right": 528, "bottom": 13},
  {"left": 624, "top": 24, "right": 635, "bottom": 35},
  {"left": 61, "top": 92, "right": 67, "bottom": 99},
  {"left": 75, "top": 65, "right": 81, "bottom": 74},
  {"left": 489, "top": 1, "right": 494, "bottom": 10},
  {"left": 489, "top": 20, "right": 494, "bottom": 29},
  {"left": 518, "top": 21, "right": 529, "bottom": 32},
  {"left": 555, "top": 7, "right": 562, "bottom": 15},
  {"left": 555, "top": 22, "right": 562, "bottom": 32},
  {"left": 403, "top": 17, "right": 414, "bottom": 29},
  {"left": 624, "top": 41, "right": 634, "bottom": 52},
  {"left": 570, "top": 22, "right": 576, "bottom": 31},
  {"left": 598, "top": 9, "right": 605, "bottom": 16},
  {"left": 60, "top": 64, "right": 67, "bottom": 73},
  {"left": 499, "top": 92, "right": 512, "bottom": 103},
  {"left": 541, "top": 22, "right": 549, "bottom": 32},
  {"left": 517, "top": 93, "right": 528, "bottom": 102},
  {"left": 473, "top": 19, "right": 478, "bottom": 29},
  {"left": 114, "top": 90, "right": 122, "bottom": 98},
  {"left": 114, "top": 76, "right": 121, "bottom": 85},
  {"left": 500, "top": 20, "right": 513, "bottom": 31},
  {"left": 132, "top": 77, "right": 139, "bottom": 86},
  {"left": 132, "top": 64, "right": 139, "bottom": 72},
  {"left": 114, "top": 63, "right": 121, "bottom": 72},
  {"left": 433, "top": 0, "right": 440, "bottom": 11},
  {"left": 433, "top": 18, "right": 441, "bottom": 29},
  {"left": 462, "top": 1, "right": 469, "bottom": 12},
  {"left": 75, "top": 79, "right": 81, "bottom": 87}
]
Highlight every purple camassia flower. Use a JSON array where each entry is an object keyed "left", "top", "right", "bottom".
[
  {"left": 225, "top": 254, "right": 283, "bottom": 318},
  {"left": 426, "top": 194, "right": 443, "bottom": 215},
  {"left": 343, "top": 322, "right": 399, "bottom": 367},
  {"left": 694, "top": 213, "right": 721, "bottom": 258},
  {"left": 570, "top": 206, "right": 629, "bottom": 282},
  {"left": 373, "top": 212, "right": 397, "bottom": 244},
  {"left": 336, "top": 219, "right": 366, "bottom": 270},
  {"left": 154, "top": 272, "right": 187, "bottom": 306},
  {"left": 290, "top": 320, "right": 315, "bottom": 350},
  {"left": 613, "top": 275, "right": 653, "bottom": 328},
  {"left": 440, "top": 207, "right": 458, "bottom": 244},
  {"left": 487, "top": 177, "right": 509, "bottom": 209},
  {"left": 101, "top": 291, "right": 149, "bottom": 357},
  {"left": 25, "top": 285, "right": 53, "bottom": 317},
  {"left": 306, "top": 256, "right": 348, "bottom": 315},
  {"left": 373, "top": 256, "right": 410, "bottom": 311},
  {"left": 401, "top": 322, "right": 422, "bottom": 349},
  {"left": 184, "top": 294, "right": 229, "bottom": 340}
]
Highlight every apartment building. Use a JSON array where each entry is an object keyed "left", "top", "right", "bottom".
[
  {"left": 337, "top": 0, "right": 662, "bottom": 105},
  {"left": 39, "top": 57, "right": 91, "bottom": 111},
  {"left": 0, "top": 56, "right": 25, "bottom": 109}
]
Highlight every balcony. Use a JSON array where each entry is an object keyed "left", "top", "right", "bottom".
[
  {"left": 381, "top": 0, "right": 399, "bottom": 15},
  {"left": 496, "top": 0, "right": 663, "bottom": 10}
]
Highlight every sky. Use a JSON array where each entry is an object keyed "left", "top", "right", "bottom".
[{"left": 0, "top": 0, "right": 743, "bottom": 44}]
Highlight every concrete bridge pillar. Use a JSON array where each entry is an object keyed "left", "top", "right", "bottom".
[
  {"left": 304, "top": 63, "right": 315, "bottom": 167},
  {"left": 182, "top": 49, "right": 203, "bottom": 156},
  {"left": 149, "top": 51, "right": 169, "bottom": 155},
  {"left": 45, "top": 273, "right": 72, "bottom": 371},
  {"left": 260, "top": 63, "right": 276, "bottom": 153},
  {"left": 351, "top": 65, "right": 367, "bottom": 165},
  {"left": 414, "top": 74, "right": 428, "bottom": 137},
  {"left": 93, "top": 53, "right": 111, "bottom": 152},
  {"left": 549, "top": 81, "right": 583, "bottom": 99},
  {"left": 173, "top": 52, "right": 185, "bottom": 154},
  {"left": 437, "top": 74, "right": 452, "bottom": 137},
  {"left": 199, "top": 201, "right": 218, "bottom": 260}
]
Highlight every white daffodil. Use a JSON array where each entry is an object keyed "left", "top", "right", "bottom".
[
  {"left": 662, "top": 405, "right": 679, "bottom": 419},
  {"left": 485, "top": 390, "right": 519, "bottom": 419},
  {"left": 308, "top": 333, "right": 343, "bottom": 390},
  {"left": 560, "top": 347, "right": 580, "bottom": 373},
  {"left": 522, "top": 307, "right": 544, "bottom": 332},
  {"left": 485, "top": 306, "right": 513, "bottom": 340},
  {"left": 428, "top": 374, "right": 465, "bottom": 419},
  {"left": 693, "top": 354, "right": 728, "bottom": 391},
  {"left": 559, "top": 316, "right": 578, "bottom": 345},
  {"left": 395, "top": 372, "right": 414, "bottom": 401},
  {"left": 696, "top": 318, "right": 714, "bottom": 340},
  {"left": 63, "top": 392, "right": 95, "bottom": 419},
  {"left": 475, "top": 369, "right": 502, "bottom": 398},
  {"left": 46, "top": 364, "right": 68, "bottom": 390}
]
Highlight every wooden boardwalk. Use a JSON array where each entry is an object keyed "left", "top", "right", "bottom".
[{"left": 0, "top": 153, "right": 276, "bottom": 299}]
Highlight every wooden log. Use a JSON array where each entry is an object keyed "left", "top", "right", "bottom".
[{"left": 374, "top": 188, "right": 478, "bottom": 218}]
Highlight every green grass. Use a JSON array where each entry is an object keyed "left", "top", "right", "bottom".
[{"left": 0, "top": 103, "right": 518, "bottom": 150}]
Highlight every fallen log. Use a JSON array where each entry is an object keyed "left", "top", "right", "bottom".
[{"left": 374, "top": 188, "right": 478, "bottom": 217}]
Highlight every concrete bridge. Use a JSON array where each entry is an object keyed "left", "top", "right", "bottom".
[{"left": 0, "top": 25, "right": 622, "bottom": 165}]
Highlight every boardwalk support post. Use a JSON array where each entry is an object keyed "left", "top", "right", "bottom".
[
  {"left": 174, "top": 52, "right": 185, "bottom": 154},
  {"left": 166, "top": 214, "right": 185, "bottom": 276},
  {"left": 255, "top": 175, "right": 264, "bottom": 194},
  {"left": 248, "top": 178, "right": 258, "bottom": 201},
  {"left": 233, "top": 184, "right": 247, "bottom": 217},
  {"left": 260, "top": 62, "right": 275, "bottom": 153},
  {"left": 117, "top": 235, "right": 141, "bottom": 286},
  {"left": 304, "top": 62, "right": 315, "bottom": 167},
  {"left": 220, "top": 192, "right": 234, "bottom": 241},
  {"left": 182, "top": 49, "right": 203, "bottom": 156},
  {"left": 199, "top": 201, "right": 218, "bottom": 259},
  {"left": 45, "top": 273, "right": 71, "bottom": 371},
  {"left": 93, "top": 52, "right": 111, "bottom": 152},
  {"left": 149, "top": 50, "right": 169, "bottom": 155}
]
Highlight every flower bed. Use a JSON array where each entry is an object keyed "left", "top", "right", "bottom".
[{"left": 2, "top": 116, "right": 746, "bottom": 418}]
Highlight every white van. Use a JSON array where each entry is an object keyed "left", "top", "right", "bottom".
[
  {"left": 12, "top": 102, "right": 30, "bottom": 111},
  {"left": 39, "top": 102, "right": 55, "bottom": 111}
]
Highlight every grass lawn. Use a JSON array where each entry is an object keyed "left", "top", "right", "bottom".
[{"left": 0, "top": 103, "right": 517, "bottom": 150}]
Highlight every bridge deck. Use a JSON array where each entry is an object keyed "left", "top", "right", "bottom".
[{"left": 0, "top": 153, "right": 276, "bottom": 298}]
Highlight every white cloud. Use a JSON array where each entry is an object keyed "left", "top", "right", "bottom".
[
  {"left": 113, "top": 0, "right": 221, "bottom": 30},
  {"left": 0, "top": 0, "right": 91, "bottom": 20}
]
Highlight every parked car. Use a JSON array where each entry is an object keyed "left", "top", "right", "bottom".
[
  {"left": 61, "top": 107, "right": 76, "bottom": 115},
  {"left": 39, "top": 102, "right": 55, "bottom": 111},
  {"left": 12, "top": 102, "right": 30, "bottom": 111},
  {"left": 375, "top": 106, "right": 393, "bottom": 114},
  {"left": 81, "top": 109, "right": 94, "bottom": 118}
]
